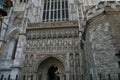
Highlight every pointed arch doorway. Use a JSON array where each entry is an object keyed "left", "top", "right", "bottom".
[{"left": 37, "top": 57, "right": 65, "bottom": 80}]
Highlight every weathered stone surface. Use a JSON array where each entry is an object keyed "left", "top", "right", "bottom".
[
  {"left": 84, "top": 6, "right": 120, "bottom": 80},
  {"left": 107, "top": 12, "right": 120, "bottom": 50},
  {"left": 0, "top": 1, "right": 120, "bottom": 80}
]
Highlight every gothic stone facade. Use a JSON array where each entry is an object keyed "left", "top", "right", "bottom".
[{"left": 0, "top": 0, "right": 120, "bottom": 80}]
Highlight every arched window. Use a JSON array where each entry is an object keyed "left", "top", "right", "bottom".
[
  {"left": 42, "top": 0, "right": 69, "bottom": 22},
  {"left": 29, "top": 55, "right": 34, "bottom": 67}
]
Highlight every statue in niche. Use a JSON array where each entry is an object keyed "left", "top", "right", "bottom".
[
  {"left": 54, "top": 39, "right": 57, "bottom": 46},
  {"left": 75, "top": 54, "right": 79, "bottom": 64},
  {"left": 58, "top": 39, "right": 61, "bottom": 46},
  {"left": 26, "top": 41, "right": 30, "bottom": 50},
  {"left": 34, "top": 40, "right": 38, "bottom": 49},
  {"left": 61, "top": 39, "right": 64, "bottom": 45},
  {"left": 47, "top": 39, "right": 50, "bottom": 45},
  {"left": 29, "top": 40, "right": 32, "bottom": 45},
  {"left": 42, "top": 41, "right": 45, "bottom": 46},
  {"left": 36, "top": 39, "right": 40, "bottom": 49},
  {"left": 69, "top": 40, "right": 72, "bottom": 48},
  {"left": 29, "top": 55, "right": 34, "bottom": 67},
  {"left": 70, "top": 54, "right": 74, "bottom": 73},
  {"left": 75, "top": 53, "right": 80, "bottom": 75},
  {"left": 75, "top": 39, "right": 78, "bottom": 45},
  {"left": 64, "top": 39, "right": 67, "bottom": 46},
  {"left": 70, "top": 54, "right": 74, "bottom": 65},
  {"left": 24, "top": 55, "right": 28, "bottom": 67},
  {"left": 35, "top": 31, "right": 38, "bottom": 38},
  {"left": 56, "top": 39, "right": 58, "bottom": 47},
  {"left": 39, "top": 40, "right": 42, "bottom": 49}
]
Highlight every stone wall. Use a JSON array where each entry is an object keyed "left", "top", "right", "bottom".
[
  {"left": 84, "top": 6, "right": 120, "bottom": 80},
  {"left": 107, "top": 11, "right": 120, "bottom": 52}
]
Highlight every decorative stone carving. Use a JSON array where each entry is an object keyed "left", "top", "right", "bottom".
[
  {"left": 29, "top": 55, "right": 34, "bottom": 67},
  {"left": 23, "top": 54, "right": 35, "bottom": 69},
  {"left": 24, "top": 55, "right": 28, "bottom": 67},
  {"left": 26, "top": 27, "right": 80, "bottom": 52},
  {"left": 69, "top": 53, "right": 81, "bottom": 80},
  {"left": 12, "top": 13, "right": 24, "bottom": 28},
  {"left": 26, "top": 38, "right": 80, "bottom": 52},
  {"left": 27, "top": 28, "right": 78, "bottom": 39}
]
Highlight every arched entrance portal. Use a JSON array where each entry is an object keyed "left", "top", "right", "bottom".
[{"left": 37, "top": 57, "right": 65, "bottom": 80}]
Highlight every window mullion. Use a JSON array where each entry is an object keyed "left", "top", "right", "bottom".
[
  {"left": 44, "top": 2, "right": 47, "bottom": 22},
  {"left": 60, "top": 0, "right": 62, "bottom": 21},
  {"left": 51, "top": 1, "right": 53, "bottom": 22},
  {"left": 65, "top": 0, "right": 68, "bottom": 20},
  {"left": 53, "top": 0, "right": 55, "bottom": 22},
  {"left": 64, "top": 0, "right": 66, "bottom": 21},
  {"left": 49, "top": 0, "right": 51, "bottom": 22},
  {"left": 56, "top": 0, "right": 58, "bottom": 21},
  {"left": 42, "top": 1, "right": 45, "bottom": 22},
  {"left": 47, "top": 1, "right": 50, "bottom": 22}
]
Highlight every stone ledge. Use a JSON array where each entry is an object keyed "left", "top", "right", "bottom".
[
  {"left": 0, "top": 68, "right": 11, "bottom": 71},
  {"left": 11, "top": 66, "right": 22, "bottom": 69},
  {"left": 24, "top": 50, "right": 80, "bottom": 55},
  {"left": 27, "top": 21, "right": 78, "bottom": 29}
]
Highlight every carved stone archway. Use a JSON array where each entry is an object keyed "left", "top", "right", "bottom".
[{"left": 37, "top": 57, "right": 65, "bottom": 80}]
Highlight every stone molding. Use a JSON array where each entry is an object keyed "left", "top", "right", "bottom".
[{"left": 27, "top": 21, "right": 78, "bottom": 29}]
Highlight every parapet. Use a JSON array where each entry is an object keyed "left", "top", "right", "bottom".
[{"left": 85, "top": 1, "right": 120, "bottom": 21}]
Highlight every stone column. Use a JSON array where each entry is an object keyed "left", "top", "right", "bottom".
[
  {"left": 10, "top": 34, "right": 26, "bottom": 79},
  {"left": 10, "top": 12, "right": 27, "bottom": 78},
  {"left": 0, "top": 7, "right": 13, "bottom": 53},
  {"left": 0, "top": 17, "right": 9, "bottom": 54},
  {"left": 66, "top": 52, "right": 70, "bottom": 80}
]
